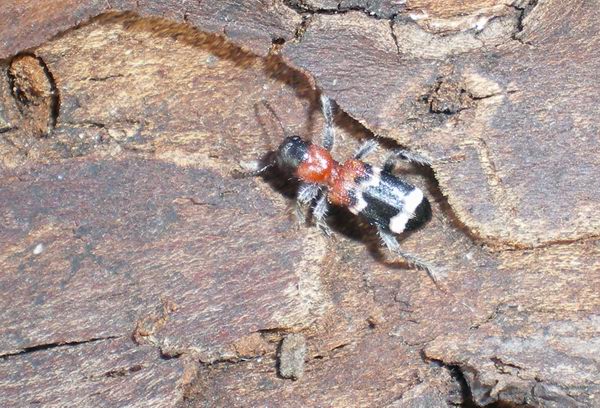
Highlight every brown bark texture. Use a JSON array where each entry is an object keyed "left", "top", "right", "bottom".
[{"left": 0, "top": 1, "right": 599, "bottom": 407}]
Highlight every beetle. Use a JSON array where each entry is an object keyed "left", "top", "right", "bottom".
[{"left": 239, "top": 95, "right": 435, "bottom": 281}]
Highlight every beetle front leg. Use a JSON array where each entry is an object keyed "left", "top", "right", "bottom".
[
  {"left": 312, "top": 192, "right": 332, "bottom": 236},
  {"left": 383, "top": 149, "right": 431, "bottom": 173}
]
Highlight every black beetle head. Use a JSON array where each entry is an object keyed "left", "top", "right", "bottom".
[{"left": 276, "top": 136, "right": 309, "bottom": 170}]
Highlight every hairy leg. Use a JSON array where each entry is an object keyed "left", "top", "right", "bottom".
[
  {"left": 312, "top": 192, "right": 332, "bottom": 236},
  {"left": 377, "top": 226, "right": 439, "bottom": 286},
  {"left": 320, "top": 94, "right": 335, "bottom": 151},
  {"left": 383, "top": 149, "right": 431, "bottom": 173},
  {"left": 354, "top": 139, "right": 379, "bottom": 160},
  {"left": 295, "top": 183, "right": 321, "bottom": 225}
]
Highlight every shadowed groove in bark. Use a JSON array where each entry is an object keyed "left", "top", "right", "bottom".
[
  {"left": 0, "top": 335, "right": 121, "bottom": 360},
  {"left": 281, "top": 0, "right": 406, "bottom": 20},
  {"left": 510, "top": 0, "right": 539, "bottom": 44},
  {"left": 37, "top": 54, "right": 60, "bottom": 132},
  {"left": 6, "top": 52, "right": 60, "bottom": 136}
]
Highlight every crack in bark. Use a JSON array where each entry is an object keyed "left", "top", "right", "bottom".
[
  {"left": 0, "top": 335, "right": 122, "bottom": 360},
  {"left": 491, "top": 357, "right": 523, "bottom": 374},
  {"left": 281, "top": 0, "right": 404, "bottom": 53},
  {"left": 38, "top": 54, "right": 61, "bottom": 132},
  {"left": 494, "top": 234, "right": 600, "bottom": 252},
  {"left": 425, "top": 357, "right": 476, "bottom": 407},
  {"left": 425, "top": 352, "right": 583, "bottom": 407},
  {"left": 80, "top": 73, "right": 126, "bottom": 82},
  {"left": 282, "top": 0, "right": 404, "bottom": 20},
  {"left": 61, "top": 120, "right": 107, "bottom": 129},
  {"left": 469, "top": 303, "right": 509, "bottom": 330},
  {"left": 279, "top": 13, "right": 313, "bottom": 47},
  {"left": 388, "top": 16, "right": 401, "bottom": 58},
  {"left": 281, "top": 0, "right": 539, "bottom": 60},
  {"left": 101, "top": 364, "right": 144, "bottom": 378},
  {"left": 509, "top": 0, "right": 539, "bottom": 45}
]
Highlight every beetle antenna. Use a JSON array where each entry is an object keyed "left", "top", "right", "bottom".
[{"left": 254, "top": 100, "right": 286, "bottom": 150}]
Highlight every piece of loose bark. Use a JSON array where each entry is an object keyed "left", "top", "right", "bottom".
[{"left": 278, "top": 333, "right": 307, "bottom": 380}]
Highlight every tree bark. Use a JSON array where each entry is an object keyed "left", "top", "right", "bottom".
[{"left": 1, "top": 1, "right": 598, "bottom": 407}]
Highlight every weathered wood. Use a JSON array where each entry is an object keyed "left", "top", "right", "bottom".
[
  {"left": 0, "top": 338, "right": 185, "bottom": 407},
  {"left": 0, "top": 0, "right": 299, "bottom": 59},
  {"left": 283, "top": 0, "right": 600, "bottom": 249},
  {"left": 1, "top": 1, "right": 599, "bottom": 407}
]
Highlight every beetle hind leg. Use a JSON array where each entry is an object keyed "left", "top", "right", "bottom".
[{"left": 376, "top": 226, "right": 439, "bottom": 286}]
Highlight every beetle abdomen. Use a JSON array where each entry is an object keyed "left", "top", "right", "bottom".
[{"left": 348, "top": 165, "right": 431, "bottom": 234}]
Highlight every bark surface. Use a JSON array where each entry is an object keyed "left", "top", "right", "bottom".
[{"left": 0, "top": 1, "right": 598, "bottom": 407}]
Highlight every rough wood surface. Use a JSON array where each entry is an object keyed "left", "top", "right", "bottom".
[{"left": 1, "top": 1, "right": 599, "bottom": 407}]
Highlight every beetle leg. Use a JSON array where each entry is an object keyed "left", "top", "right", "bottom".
[
  {"left": 383, "top": 149, "right": 431, "bottom": 173},
  {"left": 320, "top": 94, "right": 335, "bottom": 151},
  {"left": 354, "top": 139, "right": 379, "bottom": 160},
  {"left": 295, "top": 183, "right": 321, "bottom": 226},
  {"left": 312, "top": 191, "right": 332, "bottom": 236},
  {"left": 376, "top": 226, "right": 439, "bottom": 286}
]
